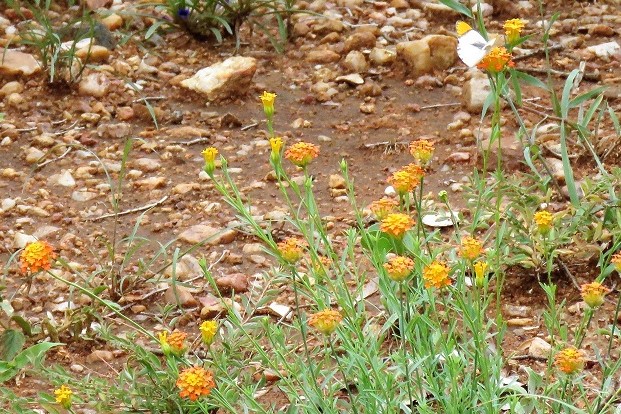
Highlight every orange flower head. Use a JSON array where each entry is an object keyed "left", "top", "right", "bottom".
[
  {"left": 611, "top": 252, "right": 621, "bottom": 273},
  {"left": 54, "top": 385, "right": 73, "bottom": 409},
  {"left": 580, "top": 282, "right": 610, "bottom": 309},
  {"left": 369, "top": 197, "right": 399, "bottom": 220},
  {"left": 20, "top": 240, "right": 56, "bottom": 274},
  {"left": 199, "top": 320, "right": 219, "bottom": 346},
  {"left": 423, "top": 260, "right": 451, "bottom": 289},
  {"left": 260, "top": 91, "right": 277, "bottom": 118},
  {"left": 409, "top": 139, "right": 435, "bottom": 166},
  {"left": 177, "top": 366, "right": 216, "bottom": 401},
  {"left": 277, "top": 237, "right": 305, "bottom": 264},
  {"left": 554, "top": 347, "right": 586, "bottom": 375},
  {"left": 380, "top": 213, "right": 415, "bottom": 239},
  {"left": 158, "top": 330, "right": 187, "bottom": 356},
  {"left": 473, "top": 261, "right": 488, "bottom": 287},
  {"left": 308, "top": 309, "right": 343, "bottom": 335},
  {"left": 459, "top": 236, "right": 483, "bottom": 261},
  {"left": 504, "top": 18, "right": 525, "bottom": 44},
  {"left": 533, "top": 210, "right": 553, "bottom": 234},
  {"left": 388, "top": 164, "right": 423, "bottom": 195},
  {"left": 477, "top": 47, "right": 514, "bottom": 73},
  {"left": 284, "top": 142, "right": 320, "bottom": 168},
  {"left": 383, "top": 256, "right": 415, "bottom": 282}
]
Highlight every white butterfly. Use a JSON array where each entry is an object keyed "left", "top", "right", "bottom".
[{"left": 456, "top": 21, "right": 496, "bottom": 67}]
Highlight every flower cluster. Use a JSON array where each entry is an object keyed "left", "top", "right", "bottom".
[
  {"left": 459, "top": 236, "right": 483, "bottom": 261},
  {"left": 554, "top": 347, "right": 586, "bottom": 374},
  {"left": 504, "top": 18, "right": 525, "bottom": 44},
  {"left": 308, "top": 309, "right": 343, "bottom": 335},
  {"left": 388, "top": 164, "right": 424, "bottom": 195},
  {"left": 20, "top": 240, "right": 56, "bottom": 274},
  {"left": 285, "top": 142, "right": 320, "bottom": 168},
  {"left": 277, "top": 237, "right": 305, "bottom": 264},
  {"left": 384, "top": 256, "right": 415, "bottom": 282},
  {"left": 380, "top": 213, "right": 415, "bottom": 239},
  {"left": 177, "top": 366, "right": 216, "bottom": 401},
  {"left": 201, "top": 147, "right": 218, "bottom": 175},
  {"left": 533, "top": 210, "right": 553, "bottom": 234},
  {"left": 423, "top": 260, "right": 451, "bottom": 289},
  {"left": 54, "top": 385, "right": 73, "bottom": 409},
  {"left": 200, "top": 320, "right": 219, "bottom": 346},
  {"left": 409, "top": 139, "right": 435, "bottom": 167},
  {"left": 580, "top": 282, "right": 610, "bottom": 308},
  {"left": 477, "top": 47, "right": 514, "bottom": 73},
  {"left": 369, "top": 197, "right": 399, "bottom": 220},
  {"left": 159, "top": 330, "right": 187, "bottom": 357}
]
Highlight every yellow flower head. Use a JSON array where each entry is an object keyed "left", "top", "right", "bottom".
[
  {"left": 158, "top": 330, "right": 187, "bottom": 357},
  {"left": 473, "top": 261, "right": 488, "bottom": 287},
  {"left": 269, "top": 136, "right": 284, "bottom": 162},
  {"left": 383, "top": 256, "right": 415, "bottom": 282},
  {"left": 201, "top": 147, "right": 218, "bottom": 175},
  {"left": 284, "top": 142, "right": 320, "bottom": 168},
  {"left": 369, "top": 197, "right": 399, "bottom": 220},
  {"left": 611, "top": 252, "right": 621, "bottom": 272},
  {"left": 199, "top": 320, "right": 219, "bottom": 346},
  {"left": 533, "top": 210, "right": 553, "bottom": 234},
  {"left": 20, "top": 240, "right": 56, "bottom": 274},
  {"left": 308, "top": 309, "right": 343, "bottom": 335},
  {"left": 580, "top": 282, "right": 610, "bottom": 309},
  {"left": 277, "top": 237, "right": 305, "bottom": 264},
  {"left": 380, "top": 213, "right": 415, "bottom": 239},
  {"left": 260, "top": 91, "right": 277, "bottom": 118},
  {"left": 388, "top": 164, "right": 424, "bottom": 195},
  {"left": 409, "top": 139, "right": 435, "bottom": 166},
  {"left": 459, "top": 236, "right": 483, "bottom": 261},
  {"left": 504, "top": 18, "right": 525, "bottom": 44},
  {"left": 423, "top": 260, "right": 451, "bottom": 289},
  {"left": 177, "top": 366, "right": 216, "bottom": 401},
  {"left": 477, "top": 47, "right": 514, "bottom": 73},
  {"left": 554, "top": 347, "right": 586, "bottom": 375},
  {"left": 54, "top": 385, "right": 73, "bottom": 409}
]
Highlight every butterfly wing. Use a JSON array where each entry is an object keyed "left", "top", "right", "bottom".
[{"left": 457, "top": 29, "right": 490, "bottom": 67}]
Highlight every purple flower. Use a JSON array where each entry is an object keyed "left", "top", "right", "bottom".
[{"left": 177, "top": 8, "right": 190, "bottom": 20}]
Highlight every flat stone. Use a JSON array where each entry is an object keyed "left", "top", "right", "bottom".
[
  {"left": 180, "top": 56, "right": 257, "bottom": 101},
  {"left": 79, "top": 73, "right": 110, "bottom": 97},
  {"left": 164, "top": 285, "right": 198, "bottom": 308},
  {"left": 527, "top": 337, "right": 551, "bottom": 359},
  {"left": 0, "top": 50, "right": 41, "bottom": 76},
  {"left": 307, "top": 49, "right": 341, "bottom": 63},
  {"left": 178, "top": 224, "right": 237, "bottom": 245},
  {"left": 86, "top": 350, "right": 115, "bottom": 363},
  {"left": 215, "top": 273, "right": 250, "bottom": 294}
]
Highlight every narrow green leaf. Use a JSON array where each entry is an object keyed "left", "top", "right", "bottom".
[
  {"left": 515, "top": 70, "right": 548, "bottom": 90},
  {"left": 560, "top": 122, "right": 579, "bottom": 206},
  {"left": 0, "top": 329, "right": 25, "bottom": 361},
  {"left": 560, "top": 69, "right": 580, "bottom": 118},
  {"left": 569, "top": 87, "right": 606, "bottom": 110},
  {"left": 438, "top": 0, "right": 473, "bottom": 18}
]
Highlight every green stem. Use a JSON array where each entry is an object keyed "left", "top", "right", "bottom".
[
  {"left": 399, "top": 283, "right": 415, "bottom": 409},
  {"left": 328, "top": 340, "right": 359, "bottom": 414}
]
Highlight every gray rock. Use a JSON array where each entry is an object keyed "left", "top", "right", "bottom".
[
  {"left": 528, "top": 337, "right": 551, "bottom": 359},
  {"left": 164, "top": 285, "right": 198, "bottom": 308},
  {"left": 369, "top": 48, "right": 396, "bottom": 65},
  {"left": 462, "top": 73, "right": 491, "bottom": 113},
  {"left": 72, "top": 190, "right": 98, "bottom": 202},
  {"left": 343, "top": 51, "right": 368, "bottom": 73}
]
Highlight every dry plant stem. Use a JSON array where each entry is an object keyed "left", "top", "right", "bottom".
[{"left": 89, "top": 195, "right": 169, "bottom": 222}]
